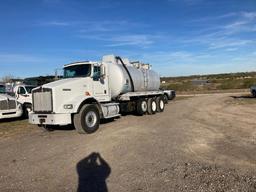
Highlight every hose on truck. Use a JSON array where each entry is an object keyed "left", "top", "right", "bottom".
[{"left": 115, "top": 56, "right": 135, "bottom": 92}]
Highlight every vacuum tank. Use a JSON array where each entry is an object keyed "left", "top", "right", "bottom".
[{"left": 103, "top": 55, "right": 160, "bottom": 98}]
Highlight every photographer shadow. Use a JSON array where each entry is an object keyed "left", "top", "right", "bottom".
[{"left": 77, "top": 152, "right": 111, "bottom": 192}]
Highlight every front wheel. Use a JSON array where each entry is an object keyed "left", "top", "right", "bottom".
[
  {"left": 22, "top": 103, "right": 32, "bottom": 118},
  {"left": 74, "top": 104, "right": 100, "bottom": 134}
]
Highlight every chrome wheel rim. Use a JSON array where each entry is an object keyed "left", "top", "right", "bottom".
[
  {"left": 152, "top": 101, "right": 157, "bottom": 111},
  {"left": 141, "top": 101, "right": 147, "bottom": 112},
  {"left": 160, "top": 100, "right": 164, "bottom": 110},
  {"left": 85, "top": 111, "right": 97, "bottom": 128}
]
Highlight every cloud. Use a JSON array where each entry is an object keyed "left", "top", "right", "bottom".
[
  {"left": 0, "top": 53, "right": 44, "bottom": 63},
  {"left": 241, "top": 11, "right": 256, "bottom": 20},
  {"left": 107, "top": 35, "right": 155, "bottom": 47},
  {"left": 208, "top": 39, "right": 253, "bottom": 49},
  {"left": 39, "top": 18, "right": 154, "bottom": 48},
  {"left": 40, "top": 19, "right": 148, "bottom": 33},
  {"left": 225, "top": 48, "right": 238, "bottom": 52},
  {"left": 168, "top": 0, "right": 203, "bottom": 5},
  {"left": 79, "top": 33, "right": 158, "bottom": 48},
  {"left": 191, "top": 12, "right": 237, "bottom": 23},
  {"left": 181, "top": 11, "right": 256, "bottom": 51},
  {"left": 42, "top": 0, "right": 65, "bottom": 5},
  {"left": 79, "top": 20, "right": 146, "bottom": 32},
  {"left": 42, "top": 21, "right": 71, "bottom": 26}
]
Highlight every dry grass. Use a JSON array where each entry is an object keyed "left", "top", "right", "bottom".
[
  {"left": 0, "top": 119, "right": 36, "bottom": 139},
  {"left": 161, "top": 72, "right": 256, "bottom": 94}
]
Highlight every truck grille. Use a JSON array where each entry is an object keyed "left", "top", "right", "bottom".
[
  {"left": 0, "top": 99, "right": 16, "bottom": 110},
  {"left": 32, "top": 88, "right": 53, "bottom": 113}
]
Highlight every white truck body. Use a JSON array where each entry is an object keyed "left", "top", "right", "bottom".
[
  {"left": 29, "top": 55, "right": 166, "bottom": 133},
  {"left": 0, "top": 85, "right": 23, "bottom": 120}
]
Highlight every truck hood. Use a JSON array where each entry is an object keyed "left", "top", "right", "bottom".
[
  {"left": 41, "top": 78, "right": 88, "bottom": 89},
  {"left": 0, "top": 94, "right": 16, "bottom": 101}
]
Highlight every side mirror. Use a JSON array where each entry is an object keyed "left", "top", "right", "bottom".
[{"left": 100, "top": 64, "right": 106, "bottom": 78}]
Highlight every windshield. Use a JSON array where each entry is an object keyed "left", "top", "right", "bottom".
[
  {"left": 0, "top": 85, "right": 6, "bottom": 94},
  {"left": 25, "top": 86, "right": 36, "bottom": 93},
  {"left": 64, "top": 64, "right": 91, "bottom": 78}
]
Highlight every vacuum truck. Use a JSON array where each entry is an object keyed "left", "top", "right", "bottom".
[{"left": 29, "top": 55, "right": 167, "bottom": 134}]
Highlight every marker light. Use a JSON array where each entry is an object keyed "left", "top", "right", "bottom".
[
  {"left": 85, "top": 92, "right": 90, "bottom": 96},
  {"left": 64, "top": 104, "right": 73, "bottom": 109}
]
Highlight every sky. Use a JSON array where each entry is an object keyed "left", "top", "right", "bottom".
[{"left": 0, "top": 0, "right": 255, "bottom": 78}]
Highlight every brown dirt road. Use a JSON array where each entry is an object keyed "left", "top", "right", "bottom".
[{"left": 0, "top": 93, "right": 256, "bottom": 191}]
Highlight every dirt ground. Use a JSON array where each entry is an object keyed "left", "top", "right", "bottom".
[{"left": 0, "top": 93, "right": 256, "bottom": 192}]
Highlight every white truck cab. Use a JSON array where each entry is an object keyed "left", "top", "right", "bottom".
[
  {"left": 14, "top": 85, "right": 34, "bottom": 103},
  {"left": 13, "top": 85, "right": 36, "bottom": 117},
  {"left": 0, "top": 84, "right": 23, "bottom": 120}
]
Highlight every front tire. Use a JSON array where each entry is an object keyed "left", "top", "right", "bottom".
[
  {"left": 74, "top": 104, "right": 100, "bottom": 134},
  {"left": 22, "top": 103, "right": 32, "bottom": 118}
]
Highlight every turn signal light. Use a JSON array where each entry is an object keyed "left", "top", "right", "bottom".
[{"left": 85, "top": 91, "right": 90, "bottom": 96}]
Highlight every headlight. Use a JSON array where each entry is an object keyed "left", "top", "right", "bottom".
[{"left": 64, "top": 104, "right": 73, "bottom": 109}]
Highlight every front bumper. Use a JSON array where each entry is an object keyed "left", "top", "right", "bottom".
[
  {"left": 0, "top": 106, "right": 23, "bottom": 120},
  {"left": 29, "top": 113, "right": 72, "bottom": 125}
]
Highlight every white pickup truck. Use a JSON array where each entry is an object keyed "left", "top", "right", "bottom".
[
  {"left": 13, "top": 85, "right": 36, "bottom": 117},
  {"left": 163, "top": 90, "right": 176, "bottom": 103},
  {"left": 0, "top": 84, "right": 23, "bottom": 120},
  {"left": 251, "top": 86, "right": 256, "bottom": 97}
]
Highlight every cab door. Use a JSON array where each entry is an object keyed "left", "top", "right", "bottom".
[
  {"left": 16, "top": 86, "right": 28, "bottom": 103},
  {"left": 92, "top": 65, "right": 110, "bottom": 101}
]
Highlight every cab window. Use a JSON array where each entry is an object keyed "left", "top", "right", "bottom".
[
  {"left": 18, "top": 87, "right": 26, "bottom": 94},
  {"left": 93, "top": 66, "right": 101, "bottom": 80}
]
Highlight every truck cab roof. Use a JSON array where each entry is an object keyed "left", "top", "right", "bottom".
[{"left": 64, "top": 61, "right": 99, "bottom": 68}]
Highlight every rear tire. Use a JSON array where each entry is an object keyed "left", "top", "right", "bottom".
[
  {"left": 74, "top": 104, "right": 100, "bottom": 134},
  {"left": 136, "top": 99, "right": 147, "bottom": 115},
  {"left": 147, "top": 98, "right": 157, "bottom": 115},
  {"left": 156, "top": 96, "right": 165, "bottom": 112},
  {"left": 163, "top": 94, "right": 168, "bottom": 104}
]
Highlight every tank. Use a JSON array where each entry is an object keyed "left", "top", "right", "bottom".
[{"left": 103, "top": 55, "right": 160, "bottom": 98}]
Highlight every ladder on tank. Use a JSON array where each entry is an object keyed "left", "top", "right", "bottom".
[{"left": 143, "top": 69, "right": 149, "bottom": 90}]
